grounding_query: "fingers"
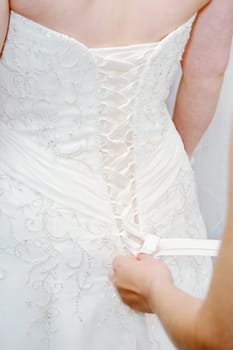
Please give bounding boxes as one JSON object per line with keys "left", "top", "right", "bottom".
{"left": 112, "top": 255, "right": 137, "bottom": 272}
{"left": 112, "top": 256, "right": 122, "bottom": 271}
{"left": 113, "top": 254, "right": 152, "bottom": 266}
{"left": 137, "top": 253, "right": 157, "bottom": 261}
{"left": 111, "top": 255, "right": 139, "bottom": 291}
{"left": 116, "top": 287, "right": 152, "bottom": 313}
{"left": 137, "top": 253, "right": 148, "bottom": 261}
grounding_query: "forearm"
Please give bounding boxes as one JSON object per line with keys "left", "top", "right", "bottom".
{"left": 195, "top": 210, "right": 233, "bottom": 349}
{"left": 149, "top": 281, "right": 205, "bottom": 350}
{"left": 149, "top": 127, "right": 233, "bottom": 350}
{"left": 173, "top": 71, "right": 224, "bottom": 156}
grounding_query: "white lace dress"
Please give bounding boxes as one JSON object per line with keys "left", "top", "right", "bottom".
{"left": 0, "top": 11, "right": 212, "bottom": 350}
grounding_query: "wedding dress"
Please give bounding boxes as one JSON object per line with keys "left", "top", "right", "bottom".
{"left": 0, "top": 11, "right": 216, "bottom": 350}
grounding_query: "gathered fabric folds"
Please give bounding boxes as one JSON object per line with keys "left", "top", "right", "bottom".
{"left": 0, "top": 11, "right": 214, "bottom": 350}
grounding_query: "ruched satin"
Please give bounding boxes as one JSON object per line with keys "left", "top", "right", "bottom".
{"left": 0, "top": 11, "right": 216, "bottom": 350}
{"left": 93, "top": 44, "right": 158, "bottom": 236}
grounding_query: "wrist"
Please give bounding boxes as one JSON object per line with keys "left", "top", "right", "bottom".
{"left": 149, "top": 280, "right": 205, "bottom": 349}
{"left": 147, "top": 277, "right": 175, "bottom": 316}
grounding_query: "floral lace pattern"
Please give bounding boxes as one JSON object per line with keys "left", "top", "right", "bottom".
{"left": 0, "top": 11, "right": 212, "bottom": 350}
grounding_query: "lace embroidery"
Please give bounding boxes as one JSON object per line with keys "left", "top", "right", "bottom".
{"left": 0, "top": 11, "right": 213, "bottom": 350}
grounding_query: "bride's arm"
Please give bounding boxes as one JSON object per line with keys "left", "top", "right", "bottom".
{"left": 173, "top": 0, "right": 233, "bottom": 156}
{"left": 0, "top": 0, "right": 10, "bottom": 56}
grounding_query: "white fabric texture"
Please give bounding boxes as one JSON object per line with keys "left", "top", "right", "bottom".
{"left": 0, "top": 11, "right": 213, "bottom": 350}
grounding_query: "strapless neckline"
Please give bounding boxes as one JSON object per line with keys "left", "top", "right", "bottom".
{"left": 10, "top": 10, "right": 196, "bottom": 53}
{"left": 0, "top": 10, "right": 214, "bottom": 350}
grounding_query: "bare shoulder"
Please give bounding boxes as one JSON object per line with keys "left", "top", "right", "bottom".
{"left": 0, "top": 0, "right": 9, "bottom": 55}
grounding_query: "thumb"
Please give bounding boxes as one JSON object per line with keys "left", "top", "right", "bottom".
{"left": 137, "top": 253, "right": 151, "bottom": 261}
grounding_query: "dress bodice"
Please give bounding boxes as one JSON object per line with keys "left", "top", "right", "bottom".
{"left": 0, "top": 12, "right": 215, "bottom": 350}
{"left": 0, "top": 11, "right": 196, "bottom": 241}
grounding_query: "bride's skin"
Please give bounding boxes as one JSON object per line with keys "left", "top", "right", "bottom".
{"left": 0, "top": 0, "right": 232, "bottom": 154}
{"left": 1, "top": 0, "right": 207, "bottom": 48}
{"left": 0, "top": 1, "right": 232, "bottom": 347}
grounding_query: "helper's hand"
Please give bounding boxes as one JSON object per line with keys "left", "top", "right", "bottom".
{"left": 109, "top": 254, "right": 173, "bottom": 314}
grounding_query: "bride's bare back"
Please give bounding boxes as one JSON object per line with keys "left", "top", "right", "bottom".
{"left": 2, "top": 0, "right": 208, "bottom": 49}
